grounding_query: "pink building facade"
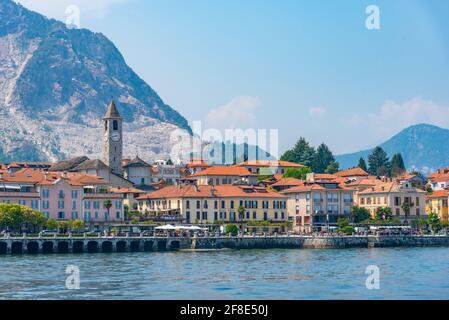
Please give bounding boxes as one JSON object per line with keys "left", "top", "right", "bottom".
{"left": 0, "top": 170, "right": 124, "bottom": 225}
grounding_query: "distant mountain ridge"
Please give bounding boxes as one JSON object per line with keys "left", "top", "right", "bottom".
{"left": 335, "top": 124, "right": 449, "bottom": 174}
{"left": 0, "top": 0, "right": 191, "bottom": 162}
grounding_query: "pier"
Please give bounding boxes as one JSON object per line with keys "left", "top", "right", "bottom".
{"left": 1, "top": 235, "right": 449, "bottom": 254}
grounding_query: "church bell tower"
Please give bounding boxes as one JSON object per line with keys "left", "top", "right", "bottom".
{"left": 103, "top": 100, "right": 123, "bottom": 175}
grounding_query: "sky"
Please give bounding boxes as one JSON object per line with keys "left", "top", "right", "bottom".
{"left": 16, "top": 0, "right": 449, "bottom": 155}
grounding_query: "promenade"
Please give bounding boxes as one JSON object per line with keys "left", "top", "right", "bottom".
{"left": 1, "top": 234, "right": 449, "bottom": 254}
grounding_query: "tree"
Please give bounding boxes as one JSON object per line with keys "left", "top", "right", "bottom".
{"left": 226, "top": 224, "right": 239, "bottom": 236}
{"left": 238, "top": 205, "right": 245, "bottom": 222}
{"left": 72, "top": 220, "right": 85, "bottom": 231}
{"left": 166, "top": 158, "right": 174, "bottom": 165}
{"left": 104, "top": 200, "right": 113, "bottom": 219}
{"left": 46, "top": 219, "right": 58, "bottom": 230}
{"left": 325, "top": 161, "right": 339, "bottom": 174}
{"left": 401, "top": 200, "right": 414, "bottom": 223}
{"left": 428, "top": 212, "right": 441, "bottom": 234}
{"left": 391, "top": 153, "right": 406, "bottom": 177}
{"left": 314, "top": 143, "right": 337, "bottom": 173}
{"left": 375, "top": 207, "right": 393, "bottom": 221}
{"left": 358, "top": 157, "right": 367, "bottom": 172}
{"left": 368, "top": 147, "right": 391, "bottom": 177}
{"left": 0, "top": 204, "right": 47, "bottom": 232}
{"left": 337, "top": 217, "right": 349, "bottom": 228}
{"left": 280, "top": 137, "right": 316, "bottom": 168}
{"left": 351, "top": 206, "right": 371, "bottom": 223}
{"left": 283, "top": 167, "right": 312, "bottom": 180}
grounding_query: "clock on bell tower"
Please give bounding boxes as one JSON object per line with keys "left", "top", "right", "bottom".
{"left": 103, "top": 99, "right": 123, "bottom": 175}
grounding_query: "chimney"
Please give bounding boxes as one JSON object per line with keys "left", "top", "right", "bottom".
{"left": 211, "top": 185, "right": 216, "bottom": 197}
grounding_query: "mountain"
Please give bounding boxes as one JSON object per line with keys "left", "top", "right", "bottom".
{"left": 335, "top": 124, "right": 449, "bottom": 174}
{"left": 0, "top": 0, "right": 191, "bottom": 162}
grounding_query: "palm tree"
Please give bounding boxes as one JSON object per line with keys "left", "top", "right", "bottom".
{"left": 104, "top": 200, "right": 113, "bottom": 220}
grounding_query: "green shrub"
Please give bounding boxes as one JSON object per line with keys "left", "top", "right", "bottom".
{"left": 338, "top": 225, "right": 355, "bottom": 235}
{"left": 226, "top": 224, "right": 239, "bottom": 236}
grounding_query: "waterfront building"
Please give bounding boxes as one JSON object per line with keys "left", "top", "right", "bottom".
{"left": 357, "top": 181, "right": 426, "bottom": 222}
{"left": 188, "top": 166, "right": 258, "bottom": 186}
{"left": 238, "top": 160, "right": 305, "bottom": 176}
{"left": 0, "top": 170, "right": 124, "bottom": 225}
{"left": 111, "top": 187, "right": 146, "bottom": 211}
{"left": 136, "top": 184, "right": 288, "bottom": 226}
{"left": 426, "top": 190, "right": 449, "bottom": 221}
{"left": 282, "top": 179, "right": 354, "bottom": 233}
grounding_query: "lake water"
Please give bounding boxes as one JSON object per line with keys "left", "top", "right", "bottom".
{"left": 1, "top": 247, "right": 449, "bottom": 300}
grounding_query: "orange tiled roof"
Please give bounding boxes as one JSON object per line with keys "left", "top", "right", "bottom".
{"left": 137, "top": 185, "right": 286, "bottom": 200}
{"left": 187, "top": 160, "right": 211, "bottom": 168}
{"left": 271, "top": 177, "right": 305, "bottom": 188}
{"left": 111, "top": 187, "right": 146, "bottom": 194}
{"left": 281, "top": 181, "right": 349, "bottom": 193}
{"left": 0, "top": 169, "right": 108, "bottom": 186}
{"left": 358, "top": 181, "right": 425, "bottom": 194}
{"left": 335, "top": 167, "right": 369, "bottom": 177}
{"left": 189, "top": 166, "right": 255, "bottom": 177}
{"left": 429, "top": 190, "right": 449, "bottom": 198}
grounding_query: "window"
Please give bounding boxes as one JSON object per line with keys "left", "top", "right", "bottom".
{"left": 186, "top": 212, "right": 190, "bottom": 223}
{"left": 116, "top": 212, "right": 121, "bottom": 219}
{"left": 58, "top": 212, "right": 65, "bottom": 220}
{"left": 19, "top": 200, "right": 26, "bottom": 205}
{"left": 204, "top": 201, "right": 208, "bottom": 209}
{"left": 274, "top": 212, "right": 278, "bottom": 219}
{"left": 246, "top": 212, "right": 250, "bottom": 219}
{"left": 214, "top": 201, "right": 218, "bottom": 209}
{"left": 42, "top": 200, "right": 50, "bottom": 209}
{"left": 202, "top": 212, "right": 208, "bottom": 220}
{"left": 58, "top": 201, "right": 65, "bottom": 209}
{"left": 264, "top": 212, "right": 268, "bottom": 221}
{"left": 105, "top": 212, "right": 109, "bottom": 221}
{"left": 31, "top": 200, "right": 38, "bottom": 209}
{"left": 221, "top": 201, "right": 225, "bottom": 209}
{"left": 416, "top": 197, "right": 420, "bottom": 206}
{"left": 42, "top": 189, "right": 50, "bottom": 198}
{"left": 71, "top": 212, "right": 78, "bottom": 219}
{"left": 71, "top": 190, "right": 78, "bottom": 199}
{"left": 95, "top": 212, "right": 99, "bottom": 220}
{"left": 230, "top": 201, "right": 234, "bottom": 209}
{"left": 113, "top": 120, "right": 118, "bottom": 130}
{"left": 196, "top": 212, "right": 200, "bottom": 220}
{"left": 214, "top": 212, "right": 218, "bottom": 221}
{"left": 84, "top": 201, "right": 90, "bottom": 209}
{"left": 186, "top": 201, "right": 190, "bottom": 209}
{"left": 196, "top": 201, "right": 200, "bottom": 209}
{"left": 253, "top": 212, "right": 257, "bottom": 219}
{"left": 93, "top": 201, "right": 100, "bottom": 209}
{"left": 84, "top": 212, "right": 91, "bottom": 222}
{"left": 394, "top": 197, "right": 401, "bottom": 206}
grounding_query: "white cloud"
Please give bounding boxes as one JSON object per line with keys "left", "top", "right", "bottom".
{"left": 345, "top": 97, "right": 449, "bottom": 139}
{"left": 309, "top": 107, "right": 326, "bottom": 118}
{"left": 16, "top": 0, "right": 127, "bottom": 21}
{"left": 205, "top": 96, "right": 260, "bottom": 131}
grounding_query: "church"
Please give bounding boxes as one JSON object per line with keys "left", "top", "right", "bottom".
{"left": 49, "top": 100, "right": 133, "bottom": 189}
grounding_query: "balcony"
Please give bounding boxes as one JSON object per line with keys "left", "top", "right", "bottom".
{"left": 0, "top": 192, "right": 40, "bottom": 198}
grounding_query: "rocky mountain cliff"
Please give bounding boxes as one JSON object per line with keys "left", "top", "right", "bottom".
{"left": 335, "top": 124, "right": 449, "bottom": 174}
{"left": 0, "top": 0, "right": 191, "bottom": 162}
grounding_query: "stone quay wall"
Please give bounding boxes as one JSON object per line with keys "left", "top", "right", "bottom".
{"left": 1, "top": 235, "right": 449, "bottom": 254}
